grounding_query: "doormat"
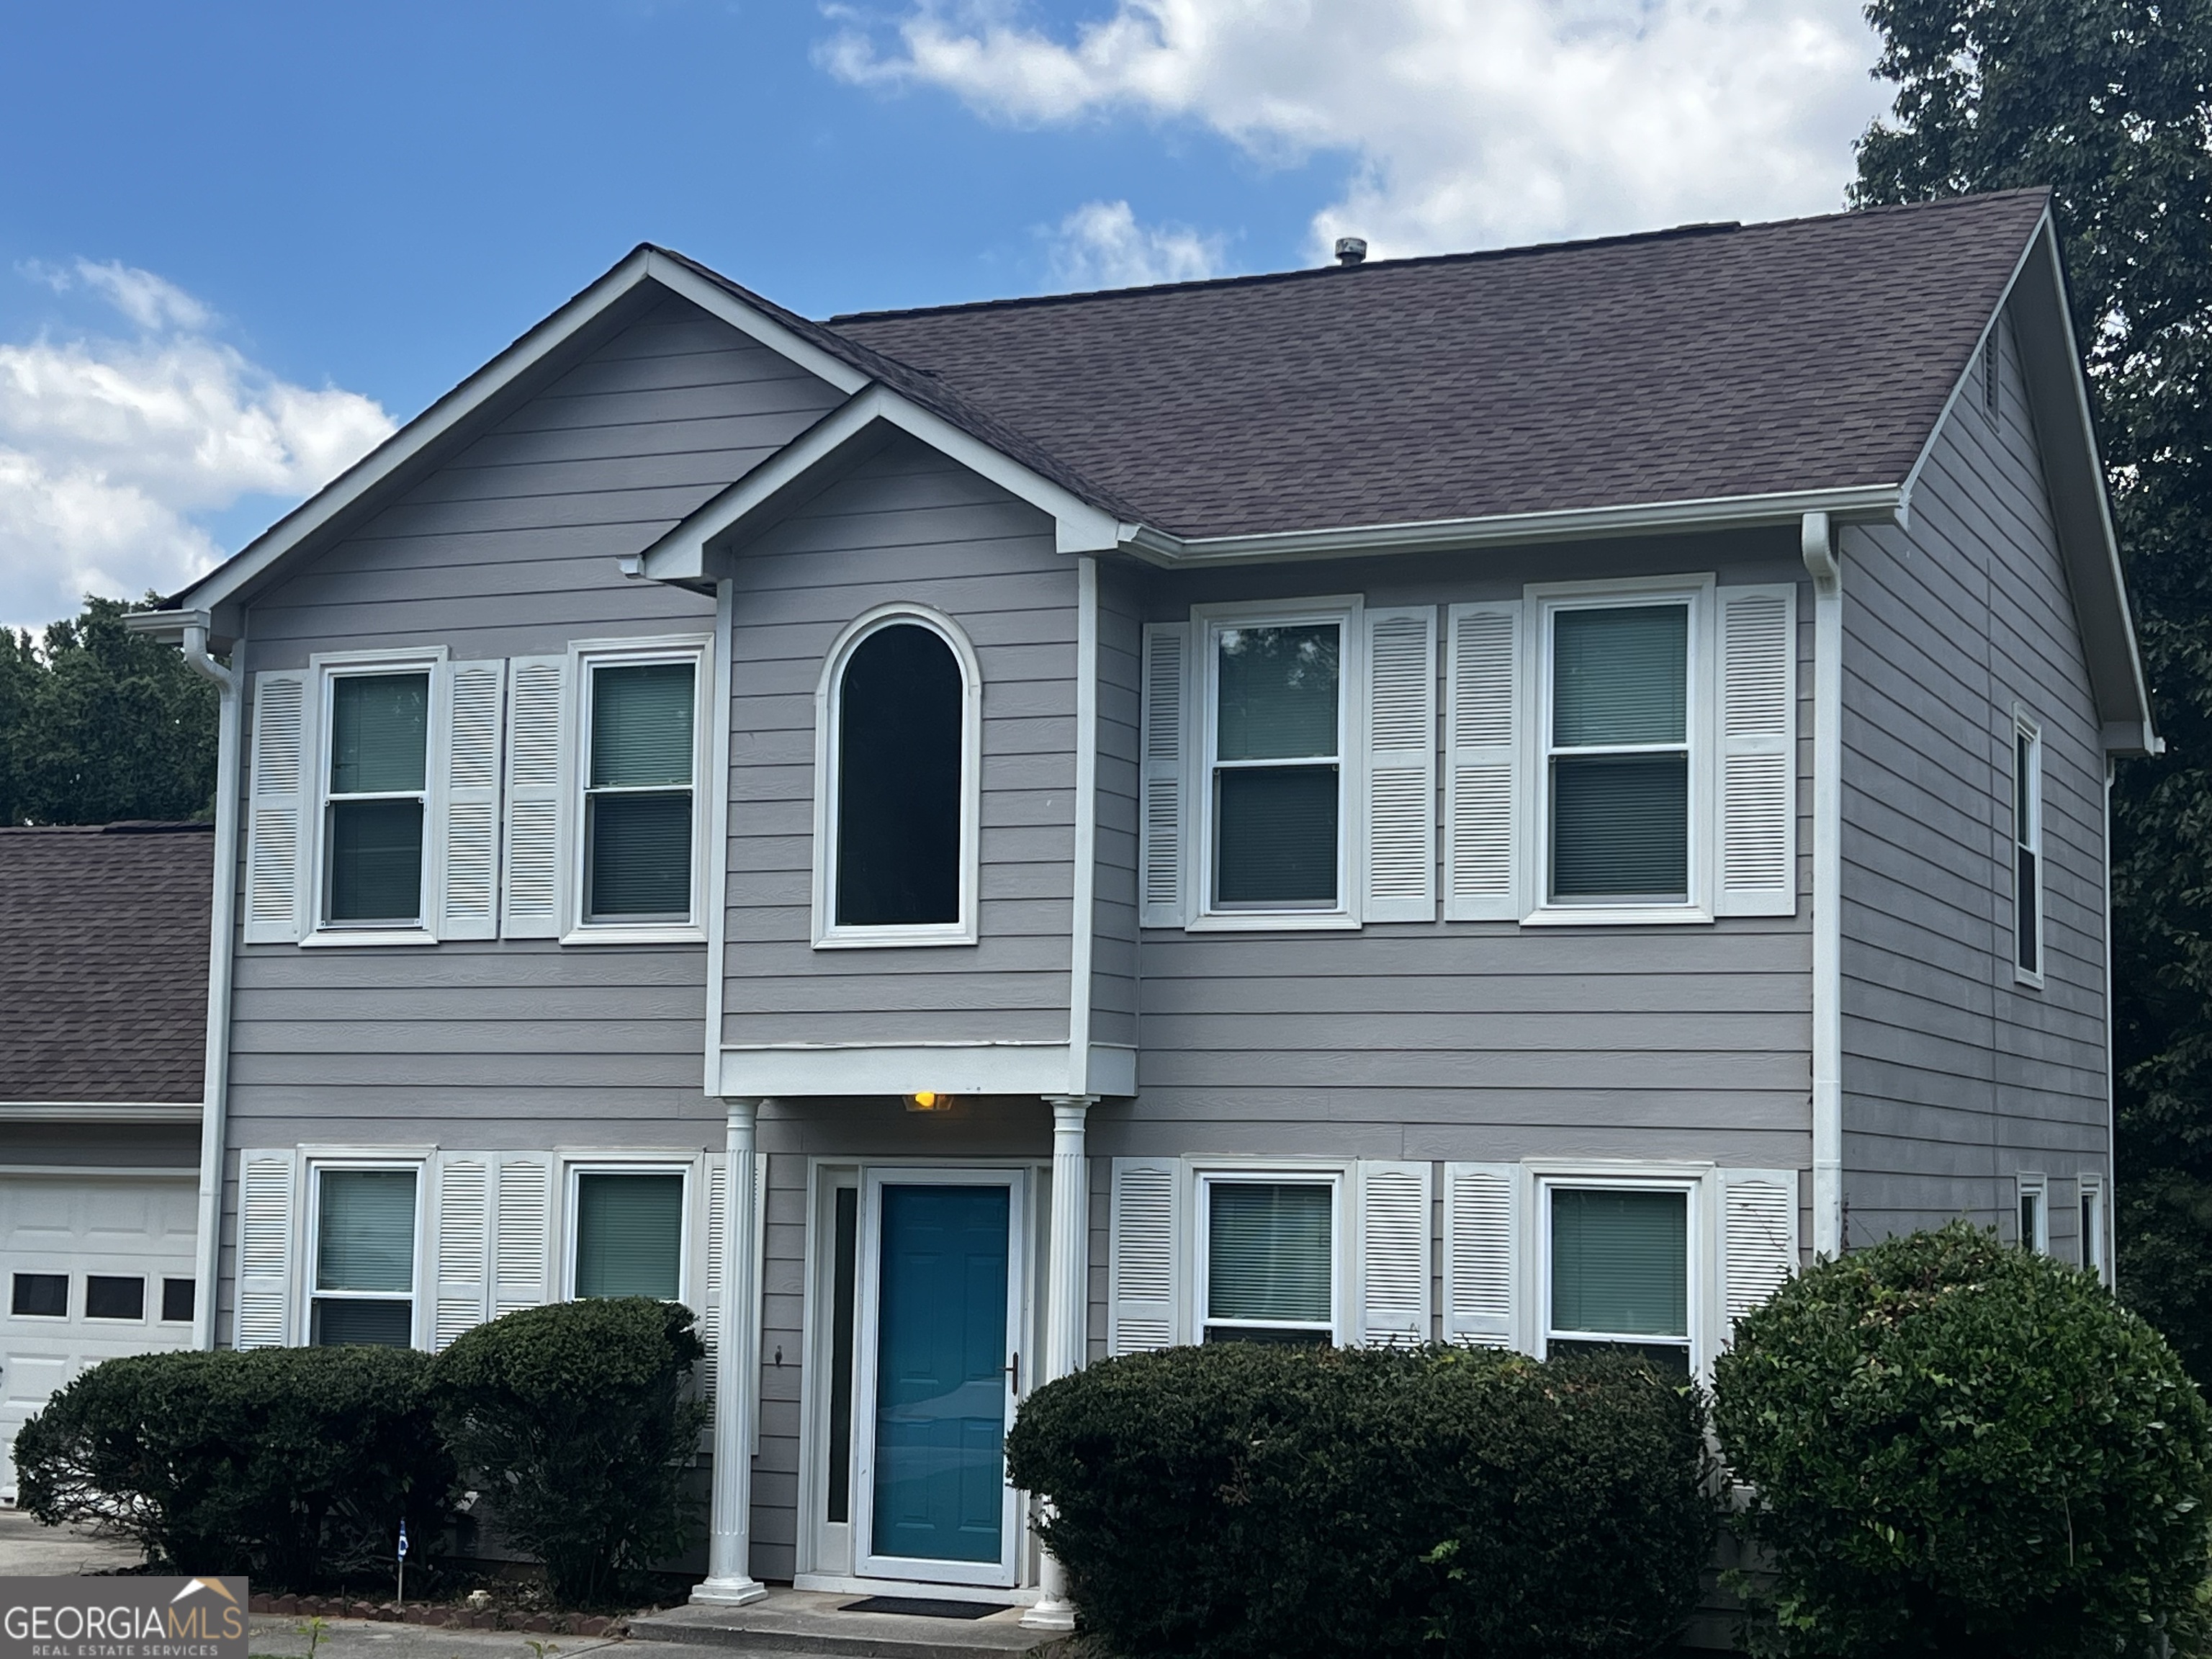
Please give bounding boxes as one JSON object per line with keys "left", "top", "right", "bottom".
{"left": 842, "top": 1596, "right": 1006, "bottom": 1620}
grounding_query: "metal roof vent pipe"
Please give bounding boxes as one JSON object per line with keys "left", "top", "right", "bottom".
{"left": 1334, "top": 236, "right": 1367, "bottom": 267}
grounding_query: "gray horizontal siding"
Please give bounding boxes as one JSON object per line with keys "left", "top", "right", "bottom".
{"left": 721, "top": 436, "right": 1075, "bottom": 1048}
{"left": 1838, "top": 311, "right": 2109, "bottom": 1253}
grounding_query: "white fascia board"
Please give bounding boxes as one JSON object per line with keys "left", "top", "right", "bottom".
{"left": 1125, "top": 482, "right": 1905, "bottom": 567}
{"left": 165, "top": 250, "right": 871, "bottom": 625}
{"left": 640, "top": 384, "right": 1126, "bottom": 583}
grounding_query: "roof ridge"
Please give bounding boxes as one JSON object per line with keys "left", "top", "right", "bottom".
{"left": 825, "top": 187, "right": 2054, "bottom": 325}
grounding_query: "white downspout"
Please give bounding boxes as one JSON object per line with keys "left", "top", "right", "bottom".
{"left": 179, "top": 621, "right": 239, "bottom": 1349}
{"left": 1802, "top": 513, "right": 1845, "bottom": 1257}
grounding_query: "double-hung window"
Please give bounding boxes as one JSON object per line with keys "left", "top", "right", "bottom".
{"left": 2018, "top": 1174, "right": 2049, "bottom": 1253}
{"left": 583, "top": 659, "right": 697, "bottom": 925}
{"left": 570, "top": 1168, "right": 687, "bottom": 1300}
{"left": 1198, "top": 1176, "right": 1339, "bottom": 1345}
{"left": 1202, "top": 608, "right": 1350, "bottom": 919}
{"left": 312, "top": 1166, "right": 419, "bottom": 1347}
{"left": 323, "top": 670, "right": 431, "bottom": 930}
{"left": 2080, "top": 1178, "right": 2107, "bottom": 1280}
{"left": 1544, "top": 598, "right": 1694, "bottom": 910}
{"left": 1544, "top": 1183, "right": 1692, "bottom": 1374}
{"left": 2013, "top": 713, "right": 2043, "bottom": 982}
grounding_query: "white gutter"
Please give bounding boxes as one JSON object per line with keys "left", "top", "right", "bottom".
{"left": 1066, "top": 557, "right": 1100, "bottom": 1094}
{"left": 179, "top": 617, "right": 240, "bottom": 1349}
{"left": 2103, "top": 757, "right": 2118, "bottom": 1271}
{"left": 1801, "top": 512, "right": 1845, "bottom": 1256}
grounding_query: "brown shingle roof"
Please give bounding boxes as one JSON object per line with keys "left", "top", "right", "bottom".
{"left": 0, "top": 824, "right": 211, "bottom": 1103}
{"left": 829, "top": 190, "right": 2051, "bottom": 539}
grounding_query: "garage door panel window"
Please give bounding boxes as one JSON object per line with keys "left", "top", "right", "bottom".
{"left": 85, "top": 1276, "right": 145, "bottom": 1321}
{"left": 313, "top": 1167, "right": 418, "bottom": 1348}
{"left": 161, "top": 1277, "right": 195, "bottom": 1324}
{"left": 11, "top": 1273, "right": 66, "bottom": 1318}
{"left": 1547, "top": 1186, "right": 1691, "bottom": 1375}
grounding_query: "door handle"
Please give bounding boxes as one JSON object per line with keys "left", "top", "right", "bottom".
{"left": 1005, "top": 1352, "right": 1020, "bottom": 1393}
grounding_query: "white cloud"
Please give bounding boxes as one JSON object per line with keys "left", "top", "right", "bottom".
{"left": 1047, "top": 199, "right": 1228, "bottom": 289}
{"left": 822, "top": 0, "right": 1890, "bottom": 261}
{"left": 0, "top": 263, "right": 394, "bottom": 632}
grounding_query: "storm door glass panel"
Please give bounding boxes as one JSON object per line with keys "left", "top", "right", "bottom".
{"left": 587, "top": 662, "right": 696, "bottom": 921}
{"left": 1549, "top": 1188, "right": 1688, "bottom": 1372}
{"left": 836, "top": 625, "right": 963, "bottom": 928}
{"left": 325, "top": 673, "right": 428, "bottom": 924}
{"left": 313, "top": 1169, "right": 416, "bottom": 1348}
{"left": 871, "top": 1184, "right": 1010, "bottom": 1565}
{"left": 826, "top": 1184, "right": 859, "bottom": 1526}
{"left": 574, "top": 1172, "right": 683, "bottom": 1299}
{"left": 1212, "top": 623, "right": 1341, "bottom": 909}
{"left": 1549, "top": 606, "right": 1689, "bottom": 902}
{"left": 1205, "top": 1181, "right": 1333, "bottom": 1344}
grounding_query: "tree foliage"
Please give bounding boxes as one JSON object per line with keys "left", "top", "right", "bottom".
{"left": 1853, "top": 0, "right": 2212, "bottom": 1377}
{"left": 0, "top": 593, "right": 218, "bottom": 826}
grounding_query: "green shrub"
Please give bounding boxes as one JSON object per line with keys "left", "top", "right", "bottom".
{"left": 431, "top": 1297, "right": 708, "bottom": 1607}
{"left": 1712, "top": 1221, "right": 2212, "bottom": 1657}
{"left": 1005, "top": 1341, "right": 1717, "bottom": 1659}
{"left": 12, "top": 1345, "right": 453, "bottom": 1587}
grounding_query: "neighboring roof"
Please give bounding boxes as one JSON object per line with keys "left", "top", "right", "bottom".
{"left": 832, "top": 191, "right": 2053, "bottom": 540}
{"left": 0, "top": 824, "right": 212, "bottom": 1104}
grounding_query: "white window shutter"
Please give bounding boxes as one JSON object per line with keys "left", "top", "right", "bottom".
{"left": 1442, "top": 1162, "right": 1516, "bottom": 1347}
{"left": 431, "top": 1155, "right": 492, "bottom": 1350}
{"left": 439, "top": 661, "right": 505, "bottom": 940}
{"left": 492, "top": 1154, "right": 554, "bottom": 1314}
{"left": 1356, "top": 1160, "right": 1432, "bottom": 1346}
{"left": 1719, "top": 1168, "right": 1799, "bottom": 1337}
{"left": 1138, "top": 624, "right": 1190, "bottom": 929}
{"left": 1362, "top": 608, "right": 1438, "bottom": 922}
{"left": 701, "top": 1153, "right": 727, "bottom": 1401}
{"left": 1714, "top": 585, "right": 1798, "bottom": 917}
{"left": 243, "top": 673, "right": 309, "bottom": 944}
{"left": 501, "top": 656, "right": 568, "bottom": 938}
{"left": 234, "top": 1149, "right": 298, "bottom": 1349}
{"left": 1107, "top": 1157, "right": 1184, "bottom": 1354}
{"left": 1444, "top": 605, "right": 1522, "bottom": 921}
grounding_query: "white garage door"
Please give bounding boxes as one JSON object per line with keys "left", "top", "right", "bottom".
{"left": 2, "top": 1174, "right": 197, "bottom": 1502}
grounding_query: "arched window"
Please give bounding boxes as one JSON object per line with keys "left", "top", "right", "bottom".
{"left": 817, "top": 609, "right": 979, "bottom": 945}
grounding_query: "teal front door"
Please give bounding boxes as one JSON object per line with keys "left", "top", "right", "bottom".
{"left": 859, "top": 1177, "right": 1017, "bottom": 1583}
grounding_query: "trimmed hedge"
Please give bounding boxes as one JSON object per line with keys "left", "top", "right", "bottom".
{"left": 432, "top": 1296, "right": 708, "bottom": 1607}
{"left": 1713, "top": 1221, "right": 2212, "bottom": 1657}
{"left": 12, "top": 1344, "right": 453, "bottom": 1586}
{"left": 1005, "top": 1341, "right": 1717, "bottom": 1659}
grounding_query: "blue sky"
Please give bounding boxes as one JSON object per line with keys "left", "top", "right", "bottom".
{"left": 0, "top": 0, "right": 1889, "bottom": 629}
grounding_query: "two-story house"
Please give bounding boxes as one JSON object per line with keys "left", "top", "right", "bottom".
{"left": 131, "top": 187, "right": 2146, "bottom": 1622}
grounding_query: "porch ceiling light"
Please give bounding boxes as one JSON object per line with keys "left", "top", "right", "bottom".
{"left": 904, "top": 1090, "right": 956, "bottom": 1113}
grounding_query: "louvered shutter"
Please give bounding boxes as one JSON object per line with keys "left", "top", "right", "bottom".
{"left": 1362, "top": 608, "right": 1438, "bottom": 922}
{"left": 1357, "top": 1160, "right": 1432, "bottom": 1346}
{"left": 501, "top": 656, "right": 568, "bottom": 938}
{"left": 439, "top": 662, "right": 505, "bottom": 939}
{"left": 1444, "top": 604, "right": 1522, "bottom": 921}
{"left": 491, "top": 1155, "right": 554, "bottom": 1313}
{"left": 1107, "top": 1157, "right": 1184, "bottom": 1354}
{"left": 234, "top": 1149, "right": 299, "bottom": 1348}
{"left": 1442, "top": 1162, "right": 1516, "bottom": 1346}
{"left": 1714, "top": 585, "right": 1798, "bottom": 917}
{"left": 1138, "top": 624, "right": 1190, "bottom": 929}
{"left": 243, "top": 673, "right": 310, "bottom": 943}
{"left": 700, "top": 1154, "right": 727, "bottom": 1401}
{"left": 1719, "top": 1168, "right": 1799, "bottom": 1338}
{"left": 431, "top": 1154, "right": 492, "bottom": 1349}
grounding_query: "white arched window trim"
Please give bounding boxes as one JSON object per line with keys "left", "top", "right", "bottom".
{"left": 811, "top": 602, "right": 984, "bottom": 950}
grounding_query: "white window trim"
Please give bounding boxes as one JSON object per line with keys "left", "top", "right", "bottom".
{"left": 1534, "top": 1167, "right": 1705, "bottom": 1374}
{"left": 1191, "top": 1160, "right": 1352, "bottom": 1344}
{"left": 2013, "top": 706, "right": 2046, "bottom": 988}
{"left": 562, "top": 634, "right": 713, "bottom": 946}
{"left": 304, "top": 1155, "right": 428, "bottom": 1349}
{"left": 811, "top": 603, "right": 984, "bottom": 950}
{"left": 1188, "top": 595, "right": 1365, "bottom": 932}
{"left": 1522, "top": 575, "right": 1715, "bottom": 927}
{"left": 2017, "top": 1172, "right": 2050, "bottom": 1253}
{"left": 2079, "top": 1174, "right": 2108, "bottom": 1282}
{"left": 559, "top": 1156, "right": 697, "bottom": 1304}
{"left": 302, "top": 647, "right": 449, "bottom": 948}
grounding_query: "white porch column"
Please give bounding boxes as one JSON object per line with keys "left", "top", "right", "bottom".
{"left": 1022, "top": 1094, "right": 1096, "bottom": 1632}
{"left": 694, "top": 1096, "right": 768, "bottom": 1606}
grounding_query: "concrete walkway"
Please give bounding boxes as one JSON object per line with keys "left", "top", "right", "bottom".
{"left": 249, "top": 1616, "right": 625, "bottom": 1659}
{"left": 0, "top": 1506, "right": 144, "bottom": 1575}
{"left": 631, "top": 1589, "right": 1052, "bottom": 1659}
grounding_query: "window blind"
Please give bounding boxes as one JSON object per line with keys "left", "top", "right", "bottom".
{"left": 575, "top": 1172, "right": 683, "bottom": 1299}
{"left": 585, "top": 662, "right": 696, "bottom": 922}
{"left": 589, "top": 793, "right": 693, "bottom": 917}
{"left": 331, "top": 674, "right": 428, "bottom": 793}
{"left": 1550, "top": 1188, "right": 1686, "bottom": 1338}
{"left": 1552, "top": 755, "right": 1688, "bottom": 897}
{"left": 1218, "top": 625, "right": 1339, "bottom": 759}
{"left": 590, "top": 663, "right": 694, "bottom": 788}
{"left": 1215, "top": 766, "right": 1339, "bottom": 905}
{"left": 1208, "top": 1182, "right": 1332, "bottom": 1324}
{"left": 328, "top": 799, "right": 427, "bottom": 921}
{"left": 1552, "top": 607, "right": 1685, "bottom": 747}
{"left": 316, "top": 1169, "right": 417, "bottom": 1294}
{"left": 326, "top": 672, "right": 429, "bottom": 925}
